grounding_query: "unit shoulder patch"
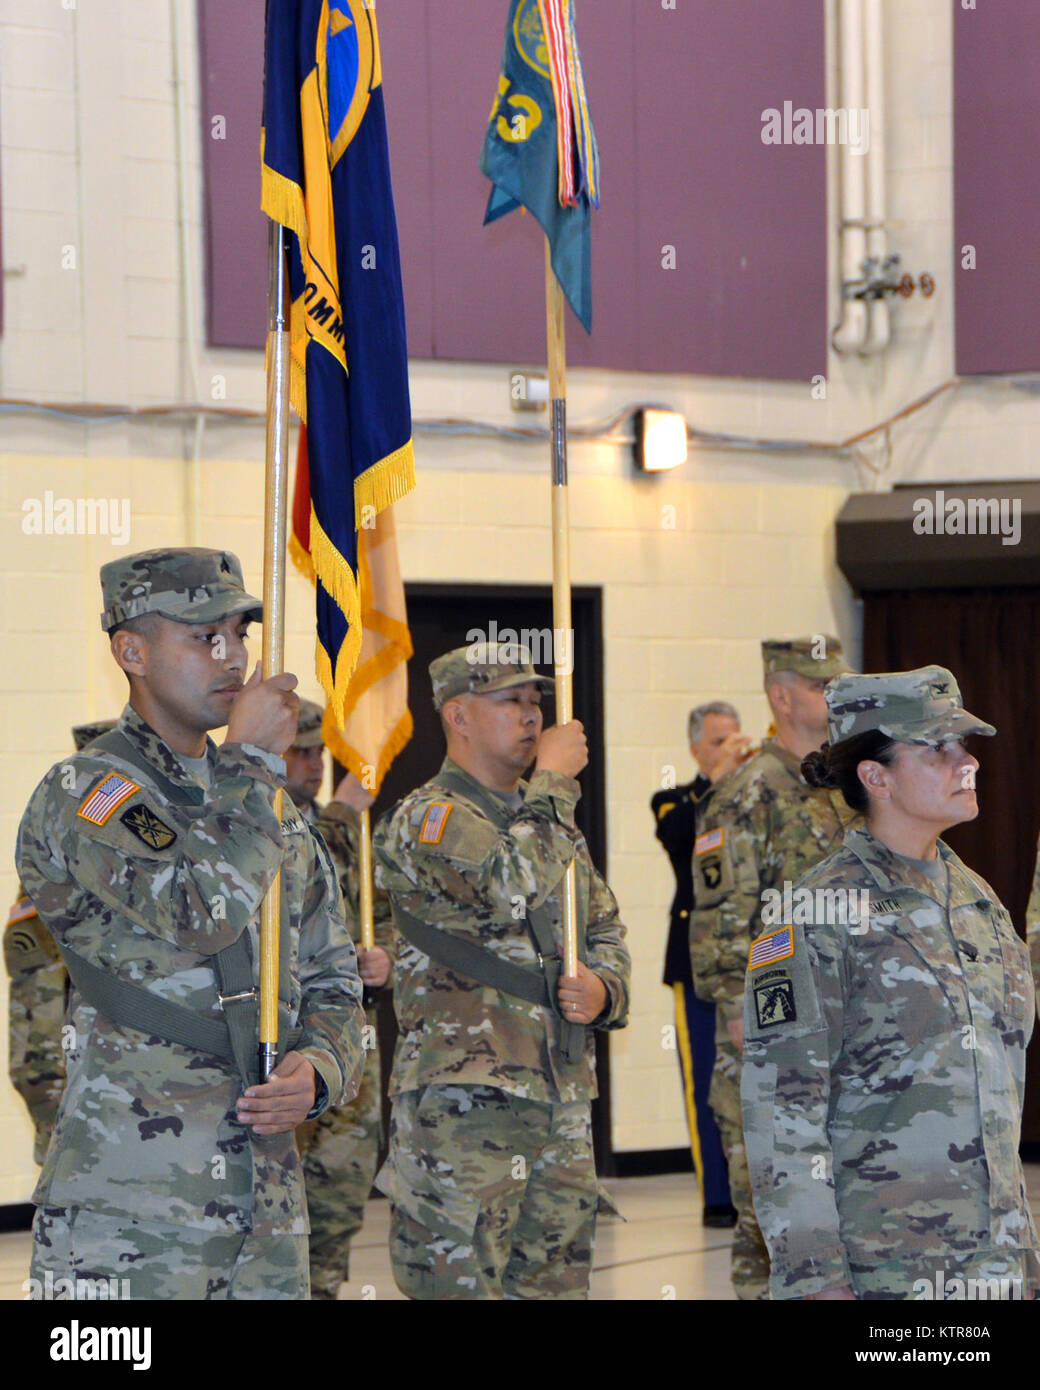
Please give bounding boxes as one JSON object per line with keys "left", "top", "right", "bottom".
{"left": 7, "top": 895, "right": 37, "bottom": 927}
{"left": 120, "top": 804, "right": 177, "bottom": 851}
{"left": 748, "top": 925, "right": 795, "bottom": 970}
{"left": 77, "top": 772, "right": 140, "bottom": 826}
{"left": 655, "top": 800, "right": 676, "bottom": 820}
{"left": 753, "top": 975, "right": 796, "bottom": 1028}
{"left": 419, "top": 802, "right": 453, "bottom": 845}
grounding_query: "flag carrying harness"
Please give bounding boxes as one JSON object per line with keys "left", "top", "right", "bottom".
{"left": 389, "top": 766, "right": 588, "bottom": 1064}
{"left": 53, "top": 728, "right": 302, "bottom": 1090}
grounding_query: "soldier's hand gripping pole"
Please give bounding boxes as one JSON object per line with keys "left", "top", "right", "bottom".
{"left": 259, "top": 220, "right": 291, "bottom": 1081}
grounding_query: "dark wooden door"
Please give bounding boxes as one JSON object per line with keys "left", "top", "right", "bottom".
{"left": 345, "top": 584, "right": 616, "bottom": 1174}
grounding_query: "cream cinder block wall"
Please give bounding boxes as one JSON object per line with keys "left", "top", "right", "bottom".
{"left": 1, "top": 0, "right": 1038, "bottom": 1195}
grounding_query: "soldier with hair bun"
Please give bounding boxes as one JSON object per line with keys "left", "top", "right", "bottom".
{"left": 743, "top": 666, "right": 1039, "bottom": 1300}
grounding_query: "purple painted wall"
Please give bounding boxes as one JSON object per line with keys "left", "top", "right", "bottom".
{"left": 197, "top": 0, "right": 826, "bottom": 379}
{"left": 197, "top": 0, "right": 267, "bottom": 349}
{"left": 954, "top": 5, "right": 1040, "bottom": 375}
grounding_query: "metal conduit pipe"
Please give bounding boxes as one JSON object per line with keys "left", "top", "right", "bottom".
{"left": 861, "top": 0, "right": 890, "bottom": 354}
{"left": 832, "top": 0, "right": 868, "bottom": 354}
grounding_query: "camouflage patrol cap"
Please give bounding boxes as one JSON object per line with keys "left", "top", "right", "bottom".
{"left": 99, "top": 548, "right": 263, "bottom": 633}
{"left": 71, "top": 719, "right": 116, "bottom": 752}
{"left": 762, "top": 635, "right": 848, "bottom": 680}
{"left": 826, "top": 666, "right": 995, "bottom": 746}
{"left": 431, "top": 642, "right": 553, "bottom": 710}
{"left": 291, "top": 698, "right": 325, "bottom": 748}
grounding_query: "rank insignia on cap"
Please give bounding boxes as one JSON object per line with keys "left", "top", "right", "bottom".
{"left": 695, "top": 828, "right": 724, "bottom": 855}
{"left": 119, "top": 804, "right": 177, "bottom": 850}
{"left": 754, "top": 977, "right": 796, "bottom": 1027}
{"left": 419, "top": 803, "right": 453, "bottom": 844}
{"left": 748, "top": 926, "right": 795, "bottom": 970}
{"left": 77, "top": 773, "right": 140, "bottom": 826}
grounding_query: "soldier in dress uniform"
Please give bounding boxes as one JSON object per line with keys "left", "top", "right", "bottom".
{"left": 688, "top": 635, "right": 857, "bottom": 1299}
{"left": 373, "top": 641, "right": 631, "bottom": 1299}
{"left": 16, "top": 548, "right": 364, "bottom": 1300}
{"left": 650, "top": 701, "right": 748, "bottom": 1227}
{"left": 743, "top": 667, "right": 1039, "bottom": 1300}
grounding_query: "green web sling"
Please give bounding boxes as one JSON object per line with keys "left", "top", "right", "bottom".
{"left": 53, "top": 727, "right": 301, "bottom": 1089}
{"left": 389, "top": 766, "right": 587, "bottom": 1064}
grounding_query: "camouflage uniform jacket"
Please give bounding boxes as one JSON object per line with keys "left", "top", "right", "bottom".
{"left": 373, "top": 757, "right": 630, "bottom": 1104}
{"left": 4, "top": 886, "right": 68, "bottom": 1164}
{"left": 314, "top": 801, "right": 395, "bottom": 960}
{"left": 688, "top": 739, "right": 858, "bottom": 1024}
{"left": 1023, "top": 832, "right": 1040, "bottom": 1008}
{"left": 15, "top": 705, "right": 364, "bottom": 1236}
{"left": 742, "top": 826, "right": 1040, "bottom": 1299}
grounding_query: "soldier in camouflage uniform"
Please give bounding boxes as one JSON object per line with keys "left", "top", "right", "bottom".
{"left": 743, "top": 667, "right": 1039, "bottom": 1299}
{"left": 373, "top": 642, "right": 630, "bottom": 1300}
{"left": 16, "top": 548, "right": 364, "bottom": 1300}
{"left": 5, "top": 722, "right": 115, "bottom": 1165}
{"left": 286, "top": 699, "right": 394, "bottom": 1299}
{"left": 1023, "top": 836, "right": 1040, "bottom": 1005}
{"left": 688, "top": 635, "right": 856, "bottom": 1299}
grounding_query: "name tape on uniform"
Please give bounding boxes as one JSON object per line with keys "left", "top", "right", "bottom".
{"left": 748, "top": 925, "right": 795, "bottom": 970}
{"left": 77, "top": 773, "right": 140, "bottom": 826}
{"left": 419, "top": 802, "right": 453, "bottom": 844}
{"left": 695, "top": 828, "right": 725, "bottom": 856}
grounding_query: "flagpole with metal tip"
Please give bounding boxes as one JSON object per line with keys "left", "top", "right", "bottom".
{"left": 545, "top": 239, "right": 580, "bottom": 980}
{"left": 259, "top": 219, "right": 291, "bottom": 1082}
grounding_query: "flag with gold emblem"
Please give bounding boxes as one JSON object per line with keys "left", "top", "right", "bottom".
{"left": 480, "top": 0, "right": 599, "bottom": 331}
{"left": 262, "top": 0, "right": 415, "bottom": 717}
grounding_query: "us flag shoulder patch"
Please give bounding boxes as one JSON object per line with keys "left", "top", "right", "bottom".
{"left": 419, "top": 802, "right": 453, "bottom": 845}
{"left": 695, "top": 828, "right": 724, "bottom": 856}
{"left": 748, "top": 926, "right": 795, "bottom": 970}
{"left": 7, "top": 895, "right": 36, "bottom": 927}
{"left": 77, "top": 772, "right": 140, "bottom": 826}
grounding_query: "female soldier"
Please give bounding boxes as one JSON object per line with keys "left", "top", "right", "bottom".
{"left": 741, "top": 666, "right": 1038, "bottom": 1300}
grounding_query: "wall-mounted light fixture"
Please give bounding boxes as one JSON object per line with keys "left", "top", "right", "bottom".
{"left": 633, "top": 408, "right": 688, "bottom": 473}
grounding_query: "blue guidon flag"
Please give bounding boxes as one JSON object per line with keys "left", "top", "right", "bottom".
{"left": 262, "top": 0, "right": 415, "bottom": 718}
{"left": 480, "top": 0, "right": 600, "bottom": 333}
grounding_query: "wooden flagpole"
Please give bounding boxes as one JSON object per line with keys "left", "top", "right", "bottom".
{"left": 545, "top": 239, "right": 579, "bottom": 979}
{"left": 358, "top": 808, "right": 375, "bottom": 951}
{"left": 258, "top": 220, "right": 291, "bottom": 1081}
